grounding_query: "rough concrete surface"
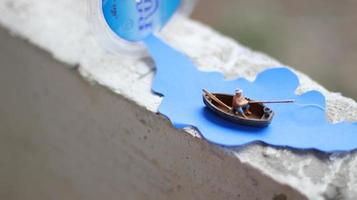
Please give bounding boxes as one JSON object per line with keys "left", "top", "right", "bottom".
{"left": 0, "top": 26, "right": 305, "bottom": 200}
{"left": 0, "top": 0, "right": 356, "bottom": 199}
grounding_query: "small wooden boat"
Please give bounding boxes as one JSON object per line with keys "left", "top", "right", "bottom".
{"left": 202, "top": 90, "right": 275, "bottom": 127}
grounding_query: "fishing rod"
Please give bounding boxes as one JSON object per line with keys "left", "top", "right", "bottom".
{"left": 249, "top": 100, "right": 295, "bottom": 104}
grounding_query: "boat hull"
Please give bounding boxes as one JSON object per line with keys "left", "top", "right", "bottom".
{"left": 203, "top": 93, "right": 274, "bottom": 127}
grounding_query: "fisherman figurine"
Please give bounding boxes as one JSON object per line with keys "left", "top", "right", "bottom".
{"left": 232, "top": 89, "right": 252, "bottom": 118}
{"left": 202, "top": 88, "right": 294, "bottom": 127}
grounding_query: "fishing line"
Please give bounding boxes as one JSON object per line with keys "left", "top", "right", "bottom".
{"left": 293, "top": 103, "right": 325, "bottom": 111}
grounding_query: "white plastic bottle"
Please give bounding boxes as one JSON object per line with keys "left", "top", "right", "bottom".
{"left": 88, "top": 0, "right": 196, "bottom": 57}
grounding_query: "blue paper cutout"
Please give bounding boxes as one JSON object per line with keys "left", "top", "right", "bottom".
{"left": 144, "top": 35, "right": 357, "bottom": 152}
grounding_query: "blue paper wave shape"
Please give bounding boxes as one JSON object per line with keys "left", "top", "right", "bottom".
{"left": 144, "top": 36, "right": 357, "bottom": 152}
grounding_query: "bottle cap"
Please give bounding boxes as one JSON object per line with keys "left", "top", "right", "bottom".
{"left": 89, "top": 0, "right": 196, "bottom": 57}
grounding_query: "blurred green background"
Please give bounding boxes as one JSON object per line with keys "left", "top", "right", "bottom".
{"left": 192, "top": 0, "right": 357, "bottom": 100}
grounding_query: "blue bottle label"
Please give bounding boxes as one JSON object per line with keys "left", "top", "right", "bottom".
{"left": 102, "top": 0, "right": 181, "bottom": 42}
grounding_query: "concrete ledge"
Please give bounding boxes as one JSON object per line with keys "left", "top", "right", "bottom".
{"left": 0, "top": 27, "right": 305, "bottom": 200}
{"left": 0, "top": 0, "right": 357, "bottom": 199}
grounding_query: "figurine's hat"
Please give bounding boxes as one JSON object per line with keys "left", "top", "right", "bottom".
{"left": 235, "top": 89, "right": 243, "bottom": 94}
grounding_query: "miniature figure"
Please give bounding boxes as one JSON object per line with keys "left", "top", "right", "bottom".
{"left": 232, "top": 89, "right": 251, "bottom": 118}
{"left": 202, "top": 89, "right": 294, "bottom": 127}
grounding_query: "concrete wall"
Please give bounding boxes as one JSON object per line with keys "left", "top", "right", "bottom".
{"left": 1, "top": 0, "right": 357, "bottom": 199}
{"left": 0, "top": 27, "right": 305, "bottom": 200}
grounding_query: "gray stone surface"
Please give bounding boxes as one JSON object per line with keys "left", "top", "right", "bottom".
{"left": 0, "top": 26, "right": 305, "bottom": 200}
{"left": 0, "top": 0, "right": 356, "bottom": 199}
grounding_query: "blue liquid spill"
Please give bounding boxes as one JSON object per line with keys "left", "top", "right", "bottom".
{"left": 144, "top": 35, "right": 357, "bottom": 152}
